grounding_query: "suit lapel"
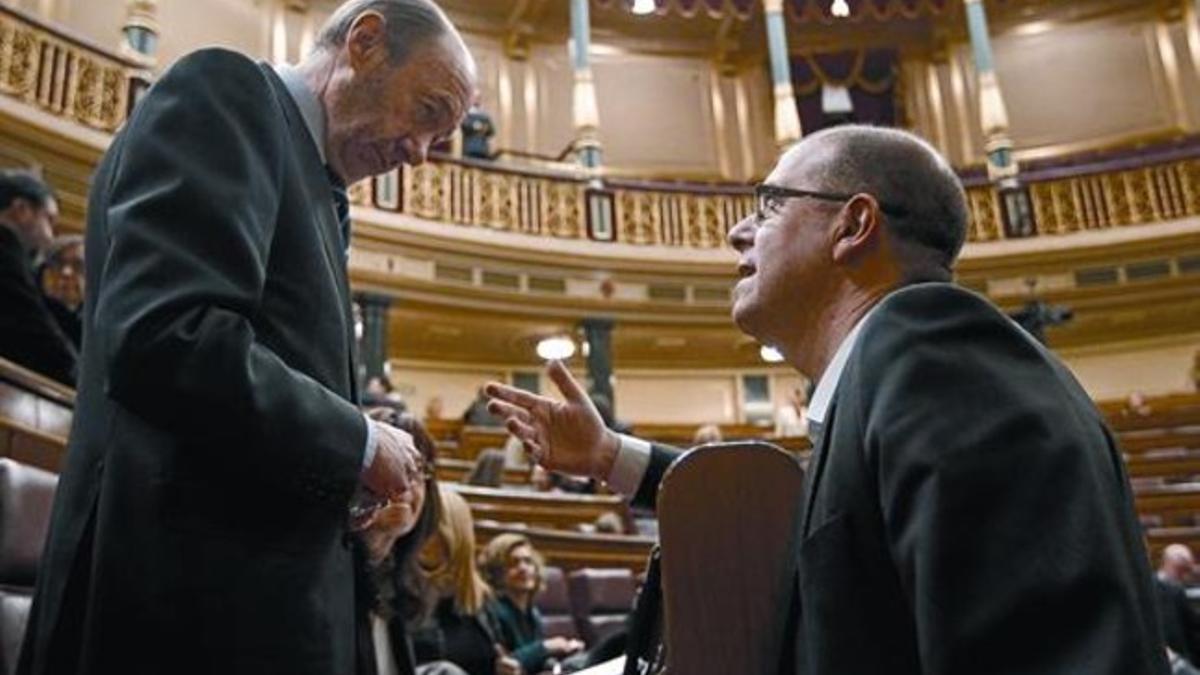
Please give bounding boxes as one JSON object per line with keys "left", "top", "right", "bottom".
{"left": 259, "top": 65, "right": 360, "bottom": 402}
{"left": 799, "top": 402, "right": 836, "bottom": 538}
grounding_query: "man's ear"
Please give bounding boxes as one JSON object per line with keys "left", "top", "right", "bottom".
{"left": 830, "top": 194, "right": 880, "bottom": 265}
{"left": 346, "top": 11, "right": 389, "bottom": 72}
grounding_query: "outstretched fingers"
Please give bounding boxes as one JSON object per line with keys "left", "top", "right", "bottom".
{"left": 484, "top": 381, "right": 547, "bottom": 411}
{"left": 546, "top": 359, "right": 590, "bottom": 404}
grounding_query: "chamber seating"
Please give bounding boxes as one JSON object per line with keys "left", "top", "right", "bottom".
{"left": 567, "top": 568, "right": 636, "bottom": 646}
{"left": 536, "top": 566, "right": 580, "bottom": 641}
{"left": 0, "top": 459, "right": 57, "bottom": 675}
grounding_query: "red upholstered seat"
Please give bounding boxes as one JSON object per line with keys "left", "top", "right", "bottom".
{"left": 535, "top": 566, "right": 580, "bottom": 640}
{"left": 567, "top": 567, "right": 636, "bottom": 646}
{"left": 0, "top": 459, "right": 58, "bottom": 675}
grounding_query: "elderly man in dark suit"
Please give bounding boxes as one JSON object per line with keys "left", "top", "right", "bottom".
{"left": 18, "top": 1, "right": 475, "bottom": 674}
{"left": 486, "top": 125, "right": 1168, "bottom": 674}
{"left": 0, "top": 170, "right": 77, "bottom": 386}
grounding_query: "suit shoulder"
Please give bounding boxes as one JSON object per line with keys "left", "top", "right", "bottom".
{"left": 160, "top": 48, "right": 264, "bottom": 84}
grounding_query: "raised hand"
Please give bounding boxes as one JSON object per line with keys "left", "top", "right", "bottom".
{"left": 485, "top": 360, "right": 619, "bottom": 481}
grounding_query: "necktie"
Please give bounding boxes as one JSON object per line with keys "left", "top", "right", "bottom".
{"left": 325, "top": 165, "right": 351, "bottom": 255}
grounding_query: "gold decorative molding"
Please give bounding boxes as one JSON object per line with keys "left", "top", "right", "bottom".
{"left": 0, "top": 6, "right": 138, "bottom": 134}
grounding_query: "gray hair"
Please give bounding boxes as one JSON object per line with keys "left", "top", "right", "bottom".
{"left": 314, "top": 0, "right": 454, "bottom": 64}
{"left": 801, "top": 125, "right": 969, "bottom": 271}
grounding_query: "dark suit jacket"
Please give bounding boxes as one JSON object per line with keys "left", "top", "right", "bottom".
{"left": 0, "top": 227, "right": 77, "bottom": 386}
{"left": 19, "top": 49, "right": 369, "bottom": 675}
{"left": 1157, "top": 577, "right": 1200, "bottom": 666}
{"left": 635, "top": 283, "right": 1168, "bottom": 675}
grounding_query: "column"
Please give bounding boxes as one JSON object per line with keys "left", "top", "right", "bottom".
{"left": 763, "top": 0, "right": 802, "bottom": 149}
{"left": 963, "top": 0, "right": 1034, "bottom": 237}
{"left": 569, "top": 0, "right": 602, "bottom": 169}
{"left": 581, "top": 318, "right": 614, "bottom": 413}
{"left": 963, "top": 0, "right": 1014, "bottom": 181}
{"left": 356, "top": 292, "right": 391, "bottom": 383}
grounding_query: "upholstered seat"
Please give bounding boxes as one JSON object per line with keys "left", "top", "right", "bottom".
{"left": 0, "top": 459, "right": 58, "bottom": 675}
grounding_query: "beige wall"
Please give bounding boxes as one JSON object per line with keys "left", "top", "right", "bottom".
{"left": 907, "top": 12, "right": 1200, "bottom": 166}
{"left": 1060, "top": 335, "right": 1200, "bottom": 402}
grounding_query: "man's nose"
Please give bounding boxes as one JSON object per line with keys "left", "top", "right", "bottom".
{"left": 727, "top": 215, "right": 757, "bottom": 253}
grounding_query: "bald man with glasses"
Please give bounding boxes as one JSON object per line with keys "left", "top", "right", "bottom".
{"left": 487, "top": 125, "right": 1167, "bottom": 674}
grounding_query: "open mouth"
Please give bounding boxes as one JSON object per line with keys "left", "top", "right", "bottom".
{"left": 737, "top": 262, "right": 756, "bottom": 278}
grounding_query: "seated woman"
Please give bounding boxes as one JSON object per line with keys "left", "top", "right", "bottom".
{"left": 479, "top": 534, "right": 585, "bottom": 674}
{"left": 410, "top": 488, "right": 519, "bottom": 675}
{"left": 354, "top": 413, "right": 443, "bottom": 675}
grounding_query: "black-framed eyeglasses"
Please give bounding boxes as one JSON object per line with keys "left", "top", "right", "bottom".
{"left": 754, "top": 183, "right": 908, "bottom": 223}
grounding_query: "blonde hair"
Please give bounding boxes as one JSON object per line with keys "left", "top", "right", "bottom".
{"left": 420, "top": 488, "right": 490, "bottom": 615}
{"left": 478, "top": 532, "right": 544, "bottom": 596}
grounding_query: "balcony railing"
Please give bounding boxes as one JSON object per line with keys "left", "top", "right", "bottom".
{"left": 0, "top": 5, "right": 147, "bottom": 133}
{"left": 1, "top": 4, "right": 1197, "bottom": 248}
{"left": 359, "top": 143, "right": 1200, "bottom": 247}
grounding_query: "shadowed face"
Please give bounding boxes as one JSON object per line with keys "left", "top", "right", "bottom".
{"left": 325, "top": 16, "right": 475, "bottom": 184}
{"left": 3, "top": 196, "right": 57, "bottom": 255}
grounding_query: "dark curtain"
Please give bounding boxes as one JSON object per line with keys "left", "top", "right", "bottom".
{"left": 789, "top": 48, "right": 899, "bottom": 134}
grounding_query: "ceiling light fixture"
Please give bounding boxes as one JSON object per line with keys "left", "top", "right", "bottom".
{"left": 760, "top": 345, "right": 785, "bottom": 363}
{"left": 536, "top": 336, "right": 576, "bottom": 361}
{"left": 831, "top": 0, "right": 850, "bottom": 18}
{"left": 631, "top": 0, "right": 656, "bottom": 16}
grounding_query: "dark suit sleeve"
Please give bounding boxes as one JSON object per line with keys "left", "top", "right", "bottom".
{"left": 92, "top": 49, "right": 365, "bottom": 504}
{"left": 0, "top": 244, "right": 77, "bottom": 386}
{"left": 853, "top": 288, "right": 1162, "bottom": 674}
{"left": 630, "top": 443, "right": 683, "bottom": 511}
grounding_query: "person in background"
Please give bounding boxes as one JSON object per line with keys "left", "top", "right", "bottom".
{"left": 774, "top": 386, "right": 809, "bottom": 437}
{"left": 426, "top": 396, "right": 446, "bottom": 422}
{"left": 464, "top": 387, "right": 504, "bottom": 427}
{"left": 691, "top": 424, "right": 722, "bottom": 445}
{"left": 356, "top": 413, "right": 443, "bottom": 675}
{"left": 1126, "top": 390, "right": 1154, "bottom": 418}
{"left": 411, "top": 489, "right": 517, "bottom": 675}
{"left": 37, "top": 235, "right": 84, "bottom": 348}
{"left": 0, "top": 169, "right": 77, "bottom": 386}
{"left": 461, "top": 102, "right": 495, "bottom": 161}
{"left": 479, "top": 533, "right": 584, "bottom": 673}
{"left": 1156, "top": 544, "right": 1200, "bottom": 670}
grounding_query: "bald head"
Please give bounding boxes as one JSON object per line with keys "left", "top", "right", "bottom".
{"left": 316, "top": 0, "right": 469, "bottom": 68}
{"left": 781, "top": 125, "right": 968, "bottom": 274}
{"left": 1161, "top": 543, "right": 1195, "bottom": 583}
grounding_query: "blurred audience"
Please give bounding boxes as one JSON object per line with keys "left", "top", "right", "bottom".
{"left": 1126, "top": 390, "right": 1154, "bottom": 418}
{"left": 38, "top": 234, "right": 84, "bottom": 347}
{"left": 1157, "top": 544, "right": 1200, "bottom": 671}
{"left": 461, "top": 102, "right": 496, "bottom": 161}
{"left": 412, "top": 489, "right": 517, "bottom": 675}
{"left": 692, "top": 424, "right": 722, "bottom": 445}
{"left": 426, "top": 396, "right": 446, "bottom": 422}
{"left": 0, "top": 169, "right": 77, "bottom": 385}
{"left": 464, "top": 387, "right": 504, "bottom": 427}
{"left": 465, "top": 449, "right": 505, "bottom": 488}
{"left": 774, "top": 386, "right": 809, "bottom": 437}
{"left": 480, "top": 533, "right": 585, "bottom": 673}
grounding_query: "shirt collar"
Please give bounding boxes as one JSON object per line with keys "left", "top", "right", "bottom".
{"left": 806, "top": 302, "right": 884, "bottom": 427}
{"left": 273, "top": 63, "right": 326, "bottom": 163}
